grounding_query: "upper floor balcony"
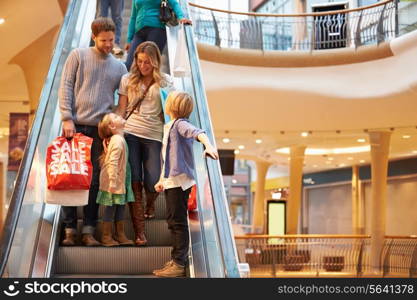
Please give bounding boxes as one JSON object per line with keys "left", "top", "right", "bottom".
{"left": 189, "top": 0, "right": 417, "bottom": 51}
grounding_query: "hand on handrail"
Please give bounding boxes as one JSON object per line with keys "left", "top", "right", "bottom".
{"left": 179, "top": 18, "right": 192, "bottom": 25}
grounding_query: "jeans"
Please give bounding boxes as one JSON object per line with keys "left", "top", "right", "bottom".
{"left": 165, "top": 187, "right": 191, "bottom": 266}
{"left": 102, "top": 205, "right": 126, "bottom": 222}
{"left": 61, "top": 125, "right": 103, "bottom": 234}
{"left": 100, "top": 0, "right": 124, "bottom": 45}
{"left": 125, "top": 27, "right": 167, "bottom": 71}
{"left": 125, "top": 134, "right": 162, "bottom": 192}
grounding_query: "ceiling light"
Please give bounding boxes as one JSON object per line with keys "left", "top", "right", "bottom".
{"left": 412, "top": 150, "right": 417, "bottom": 154}
{"left": 234, "top": 150, "right": 240, "bottom": 155}
{"left": 275, "top": 146, "right": 370, "bottom": 155}
{"left": 359, "top": 160, "right": 365, "bottom": 163}
{"left": 222, "top": 138, "right": 230, "bottom": 143}
{"left": 357, "top": 138, "right": 366, "bottom": 143}
{"left": 232, "top": 179, "right": 237, "bottom": 184}
{"left": 339, "top": 163, "right": 346, "bottom": 167}
{"left": 238, "top": 145, "right": 245, "bottom": 150}
{"left": 327, "top": 157, "right": 334, "bottom": 161}
{"left": 301, "top": 132, "right": 309, "bottom": 137}
{"left": 313, "top": 165, "right": 318, "bottom": 168}
{"left": 0, "top": 18, "right": 5, "bottom": 25}
{"left": 255, "top": 139, "right": 262, "bottom": 144}
{"left": 402, "top": 135, "right": 411, "bottom": 139}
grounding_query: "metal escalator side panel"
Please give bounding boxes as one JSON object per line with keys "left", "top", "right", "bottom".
{"left": 163, "top": 0, "right": 241, "bottom": 277}
{"left": 0, "top": 0, "right": 97, "bottom": 278}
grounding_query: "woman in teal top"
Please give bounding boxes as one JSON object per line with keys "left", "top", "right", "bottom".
{"left": 125, "top": 0, "right": 192, "bottom": 70}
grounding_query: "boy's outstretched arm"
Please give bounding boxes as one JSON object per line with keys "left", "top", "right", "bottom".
{"left": 197, "top": 133, "right": 219, "bottom": 160}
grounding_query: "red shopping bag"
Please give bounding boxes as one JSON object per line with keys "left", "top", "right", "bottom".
{"left": 46, "top": 133, "right": 93, "bottom": 190}
{"left": 188, "top": 185, "right": 197, "bottom": 211}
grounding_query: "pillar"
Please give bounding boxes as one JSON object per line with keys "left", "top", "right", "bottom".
{"left": 287, "top": 145, "right": 306, "bottom": 234}
{"left": 252, "top": 161, "right": 271, "bottom": 233}
{"left": 352, "top": 165, "right": 361, "bottom": 234}
{"left": 369, "top": 131, "right": 391, "bottom": 274}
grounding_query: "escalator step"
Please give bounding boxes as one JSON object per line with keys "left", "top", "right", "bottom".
{"left": 74, "top": 219, "right": 171, "bottom": 246}
{"left": 55, "top": 246, "right": 172, "bottom": 275}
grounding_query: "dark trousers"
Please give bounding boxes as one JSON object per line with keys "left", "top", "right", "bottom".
{"left": 61, "top": 125, "right": 103, "bottom": 233}
{"left": 125, "top": 134, "right": 162, "bottom": 192}
{"left": 165, "top": 187, "right": 191, "bottom": 266}
{"left": 125, "top": 26, "right": 167, "bottom": 71}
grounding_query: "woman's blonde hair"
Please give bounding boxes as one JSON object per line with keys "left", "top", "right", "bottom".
{"left": 165, "top": 91, "right": 194, "bottom": 119}
{"left": 127, "top": 42, "right": 162, "bottom": 104}
{"left": 98, "top": 113, "right": 114, "bottom": 166}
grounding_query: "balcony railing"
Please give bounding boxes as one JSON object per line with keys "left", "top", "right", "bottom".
{"left": 235, "top": 235, "right": 417, "bottom": 277}
{"left": 189, "top": 0, "right": 399, "bottom": 51}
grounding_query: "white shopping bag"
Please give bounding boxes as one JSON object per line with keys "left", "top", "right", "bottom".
{"left": 45, "top": 189, "right": 89, "bottom": 206}
{"left": 173, "top": 24, "right": 191, "bottom": 77}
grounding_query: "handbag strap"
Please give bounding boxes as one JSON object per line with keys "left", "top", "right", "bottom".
{"left": 125, "top": 79, "right": 155, "bottom": 121}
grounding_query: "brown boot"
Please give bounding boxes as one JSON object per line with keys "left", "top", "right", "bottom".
{"left": 81, "top": 233, "right": 101, "bottom": 247}
{"left": 62, "top": 228, "right": 76, "bottom": 246}
{"left": 114, "top": 220, "right": 134, "bottom": 246}
{"left": 100, "top": 221, "right": 119, "bottom": 247}
{"left": 129, "top": 182, "right": 147, "bottom": 246}
{"left": 145, "top": 191, "right": 158, "bottom": 219}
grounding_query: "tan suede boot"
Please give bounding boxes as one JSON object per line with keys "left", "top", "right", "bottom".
{"left": 114, "top": 220, "right": 134, "bottom": 246}
{"left": 101, "top": 221, "right": 119, "bottom": 247}
{"left": 129, "top": 182, "right": 147, "bottom": 246}
{"left": 62, "top": 228, "right": 76, "bottom": 246}
{"left": 144, "top": 191, "right": 158, "bottom": 219}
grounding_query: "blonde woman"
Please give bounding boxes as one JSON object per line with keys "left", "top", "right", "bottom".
{"left": 117, "top": 41, "right": 173, "bottom": 246}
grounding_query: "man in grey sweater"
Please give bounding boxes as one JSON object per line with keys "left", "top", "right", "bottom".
{"left": 59, "top": 17, "right": 127, "bottom": 246}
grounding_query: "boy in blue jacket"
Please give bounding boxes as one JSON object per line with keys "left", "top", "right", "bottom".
{"left": 153, "top": 91, "right": 218, "bottom": 277}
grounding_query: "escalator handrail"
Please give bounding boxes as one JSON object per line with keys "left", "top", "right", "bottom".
{"left": 0, "top": 0, "right": 78, "bottom": 276}
{"left": 181, "top": 0, "right": 241, "bottom": 277}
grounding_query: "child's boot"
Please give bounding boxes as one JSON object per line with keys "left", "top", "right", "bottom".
{"left": 62, "top": 228, "right": 77, "bottom": 246}
{"left": 144, "top": 191, "right": 158, "bottom": 219}
{"left": 114, "top": 220, "right": 134, "bottom": 246}
{"left": 129, "top": 182, "right": 147, "bottom": 246}
{"left": 101, "top": 221, "right": 119, "bottom": 247}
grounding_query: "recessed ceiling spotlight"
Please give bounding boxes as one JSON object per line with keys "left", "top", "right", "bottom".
{"left": 232, "top": 179, "right": 237, "bottom": 184}
{"left": 327, "top": 157, "right": 334, "bottom": 161}
{"left": 357, "top": 138, "right": 366, "bottom": 143}
{"left": 301, "top": 132, "right": 309, "bottom": 137}
{"left": 238, "top": 145, "right": 245, "bottom": 150}
{"left": 222, "top": 138, "right": 230, "bottom": 143}
{"left": 359, "top": 160, "right": 365, "bottom": 163}
{"left": 402, "top": 135, "right": 411, "bottom": 139}
{"left": 313, "top": 165, "right": 318, "bottom": 168}
{"left": 234, "top": 149, "right": 240, "bottom": 155}
{"left": 0, "top": 18, "right": 5, "bottom": 25}
{"left": 413, "top": 150, "right": 417, "bottom": 154}
{"left": 339, "top": 163, "right": 346, "bottom": 167}
{"left": 255, "top": 139, "right": 262, "bottom": 144}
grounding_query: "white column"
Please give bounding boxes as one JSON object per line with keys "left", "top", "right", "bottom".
{"left": 252, "top": 161, "right": 271, "bottom": 233}
{"left": 352, "top": 165, "right": 361, "bottom": 234}
{"left": 369, "top": 131, "right": 391, "bottom": 274}
{"left": 287, "top": 145, "right": 306, "bottom": 234}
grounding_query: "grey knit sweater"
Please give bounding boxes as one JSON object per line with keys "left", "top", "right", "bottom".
{"left": 59, "top": 48, "right": 127, "bottom": 126}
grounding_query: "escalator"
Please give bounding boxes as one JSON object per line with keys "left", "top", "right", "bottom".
{"left": 0, "top": 0, "right": 240, "bottom": 278}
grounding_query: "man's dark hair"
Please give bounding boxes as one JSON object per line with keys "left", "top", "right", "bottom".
{"left": 91, "top": 17, "right": 115, "bottom": 36}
